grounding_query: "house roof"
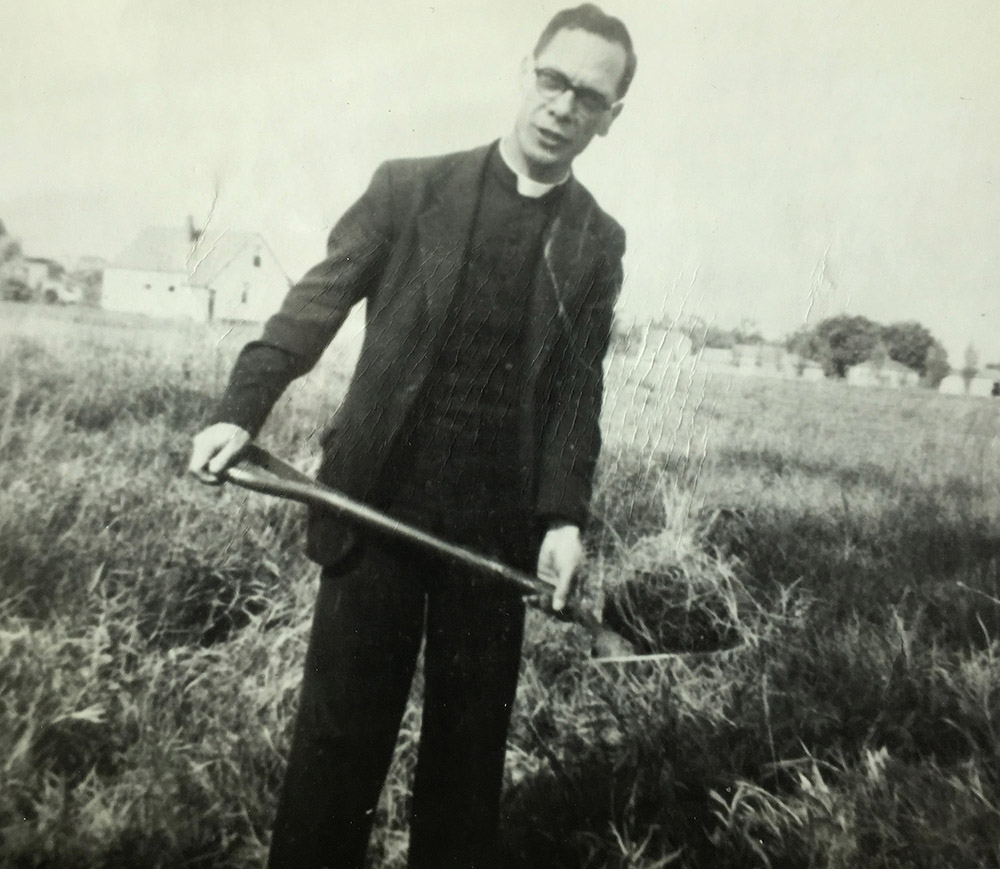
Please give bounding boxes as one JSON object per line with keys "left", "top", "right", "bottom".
{"left": 109, "top": 227, "right": 267, "bottom": 287}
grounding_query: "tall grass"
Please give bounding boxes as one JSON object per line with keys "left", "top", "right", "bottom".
{"left": 1, "top": 302, "right": 1000, "bottom": 867}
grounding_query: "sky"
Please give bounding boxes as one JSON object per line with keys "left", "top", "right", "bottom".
{"left": 2, "top": 0, "right": 998, "bottom": 362}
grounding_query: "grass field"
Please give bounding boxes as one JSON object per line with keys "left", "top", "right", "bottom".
{"left": 2, "top": 301, "right": 1000, "bottom": 868}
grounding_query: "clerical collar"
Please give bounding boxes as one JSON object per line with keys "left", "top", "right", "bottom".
{"left": 498, "top": 137, "right": 570, "bottom": 198}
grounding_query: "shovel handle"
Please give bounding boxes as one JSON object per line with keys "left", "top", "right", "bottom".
{"left": 225, "top": 445, "right": 550, "bottom": 597}
{"left": 221, "top": 445, "right": 635, "bottom": 657}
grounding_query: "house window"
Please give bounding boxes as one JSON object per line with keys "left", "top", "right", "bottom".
{"left": 168, "top": 285, "right": 175, "bottom": 293}
{"left": 253, "top": 255, "right": 261, "bottom": 267}
{"left": 145, "top": 283, "right": 152, "bottom": 290}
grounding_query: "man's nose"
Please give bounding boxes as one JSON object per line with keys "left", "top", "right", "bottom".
{"left": 546, "top": 88, "right": 576, "bottom": 120}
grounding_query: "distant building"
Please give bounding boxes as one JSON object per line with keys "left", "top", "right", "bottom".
{"left": 23, "top": 257, "right": 62, "bottom": 289}
{"left": 1, "top": 253, "right": 79, "bottom": 304}
{"left": 102, "top": 226, "right": 289, "bottom": 322}
{"left": 847, "top": 359, "right": 920, "bottom": 388}
{"left": 696, "top": 344, "right": 824, "bottom": 381}
{"left": 938, "top": 374, "right": 997, "bottom": 397}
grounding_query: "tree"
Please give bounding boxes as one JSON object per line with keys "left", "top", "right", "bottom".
{"left": 69, "top": 264, "right": 103, "bottom": 307}
{"left": 786, "top": 326, "right": 818, "bottom": 356}
{"left": 733, "top": 318, "right": 764, "bottom": 345}
{"left": 923, "top": 342, "right": 951, "bottom": 389}
{"left": 703, "top": 325, "right": 737, "bottom": 350}
{"left": 679, "top": 316, "right": 735, "bottom": 351}
{"left": 678, "top": 316, "right": 767, "bottom": 352}
{"left": 677, "top": 315, "right": 709, "bottom": 351}
{"left": 786, "top": 327, "right": 823, "bottom": 376}
{"left": 961, "top": 343, "right": 979, "bottom": 394}
{"left": 793, "top": 315, "right": 882, "bottom": 378}
{"left": 881, "top": 321, "right": 937, "bottom": 377}
{"left": 0, "top": 219, "right": 28, "bottom": 301}
{"left": 789, "top": 315, "right": 950, "bottom": 382}
{"left": 869, "top": 339, "right": 890, "bottom": 385}
{"left": 0, "top": 221, "right": 21, "bottom": 266}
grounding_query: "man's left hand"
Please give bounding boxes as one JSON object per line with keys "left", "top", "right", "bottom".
{"left": 536, "top": 524, "right": 583, "bottom": 612}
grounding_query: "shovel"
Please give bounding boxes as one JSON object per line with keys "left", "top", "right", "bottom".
{"left": 223, "top": 444, "right": 637, "bottom": 660}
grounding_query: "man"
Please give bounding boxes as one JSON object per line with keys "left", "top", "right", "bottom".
{"left": 189, "top": 5, "right": 636, "bottom": 866}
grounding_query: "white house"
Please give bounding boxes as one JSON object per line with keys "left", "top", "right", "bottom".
{"left": 938, "top": 373, "right": 999, "bottom": 397}
{"left": 102, "top": 226, "right": 289, "bottom": 322}
{"left": 847, "top": 359, "right": 920, "bottom": 388}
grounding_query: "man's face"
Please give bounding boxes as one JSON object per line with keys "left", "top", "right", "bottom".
{"left": 512, "top": 27, "right": 627, "bottom": 181}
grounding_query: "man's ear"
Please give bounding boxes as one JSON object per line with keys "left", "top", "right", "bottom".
{"left": 596, "top": 101, "right": 624, "bottom": 137}
{"left": 519, "top": 54, "right": 534, "bottom": 88}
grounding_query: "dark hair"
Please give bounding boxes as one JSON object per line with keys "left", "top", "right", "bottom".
{"left": 534, "top": 4, "right": 637, "bottom": 99}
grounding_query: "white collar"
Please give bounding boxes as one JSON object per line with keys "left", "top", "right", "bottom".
{"left": 498, "top": 138, "right": 570, "bottom": 198}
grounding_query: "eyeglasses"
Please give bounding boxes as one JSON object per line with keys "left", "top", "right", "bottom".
{"left": 533, "top": 67, "right": 619, "bottom": 116}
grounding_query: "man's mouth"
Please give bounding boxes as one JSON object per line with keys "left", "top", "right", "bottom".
{"left": 535, "top": 126, "right": 569, "bottom": 149}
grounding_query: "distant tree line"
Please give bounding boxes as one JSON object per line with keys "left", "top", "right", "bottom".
{"left": 614, "top": 310, "right": 982, "bottom": 392}
{"left": 786, "top": 315, "right": 950, "bottom": 387}
{"left": 680, "top": 317, "right": 765, "bottom": 351}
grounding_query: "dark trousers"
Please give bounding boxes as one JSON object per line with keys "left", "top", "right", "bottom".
{"left": 267, "top": 538, "right": 526, "bottom": 869}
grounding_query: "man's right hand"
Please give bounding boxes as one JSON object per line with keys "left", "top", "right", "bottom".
{"left": 188, "top": 423, "right": 251, "bottom": 485}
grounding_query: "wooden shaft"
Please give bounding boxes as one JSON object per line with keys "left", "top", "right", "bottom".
{"left": 225, "top": 445, "right": 551, "bottom": 598}
{"left": 220, "top": 445, "right": 637, "bottom": 659}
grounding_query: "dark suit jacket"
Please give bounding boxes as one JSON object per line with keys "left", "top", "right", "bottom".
{"left": 214, "top": 143, "right": 625, "bottom": 565}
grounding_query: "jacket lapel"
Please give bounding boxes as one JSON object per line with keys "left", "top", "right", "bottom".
{"left": 519, "top": 177, "right": 604, "bottom": 478}
{"left": 523, "top": 177, "right": 602, "bottom": 384}
{"left": 415, "top": 148, "right": 600, "bottom": 335}
{"left": 412, "top": 152, "right": 603, "bottom": 410}
{"left": 414, "top": 145, "right": 491, "bottom": 328}
{"left": 542, "top": 177, "right": 601, "bottom": 315}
